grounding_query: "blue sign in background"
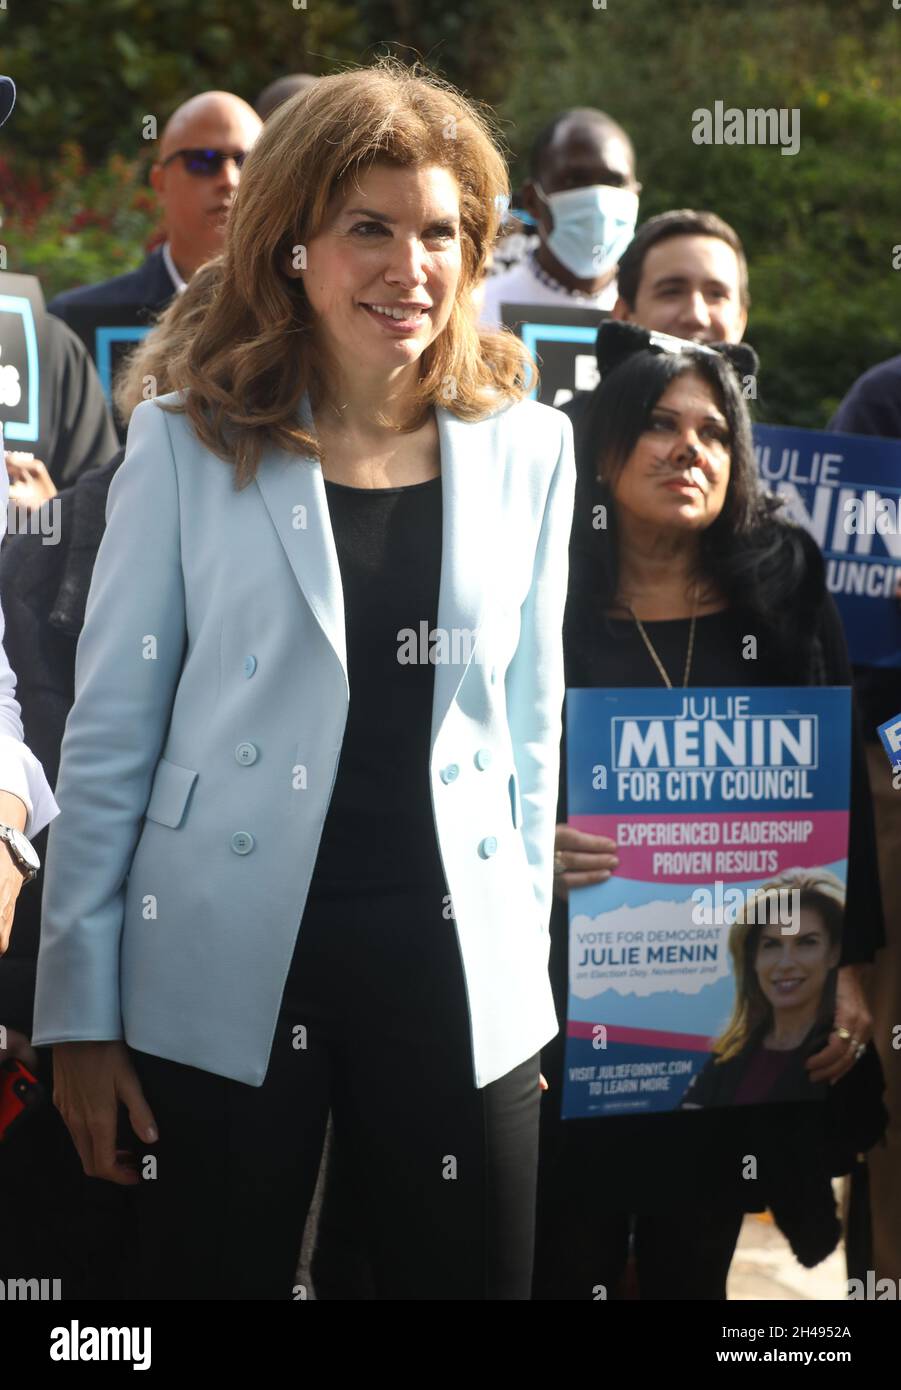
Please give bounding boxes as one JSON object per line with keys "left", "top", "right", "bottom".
{"left": 754, "top": 423, "right": 901, "bottom": 668}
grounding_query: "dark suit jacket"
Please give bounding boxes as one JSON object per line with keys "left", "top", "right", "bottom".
{"left": 47, "top": 247, "right": 177, "bottom": 326}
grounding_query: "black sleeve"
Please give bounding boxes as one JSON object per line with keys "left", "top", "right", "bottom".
{"left": 678, "top": 1053, "right": 720, "bottom": 1109}
{"left": 0, "top": 958, "right": 38, "bottom": 1036}
{"left": 816, "top": 592, "right": 886, "bottom": 964}
{"left": 43, "top": 318, "right": 118, "bottom": 487}
{"left": 829, "top": 365, "right": 901, "bottom": 440}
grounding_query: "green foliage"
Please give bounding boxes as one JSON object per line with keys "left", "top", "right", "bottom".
{"left": 495, "top": 0, "right": 901, "bottom": 427}
{"left": 0, "top": 144, "right": 159, "bottom": 299}
{"left": 0, "top": 0, "right": 898, "bottom": 424}
{"left": 0, "top": 0, "right": 514, "bottom": 166}
{"left": 0, "top": 0, "right": 365, "bottom": 163}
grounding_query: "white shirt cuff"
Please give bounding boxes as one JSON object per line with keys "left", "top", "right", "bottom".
{"left": 0, "top": 734, "right": 60, "bottom": 837}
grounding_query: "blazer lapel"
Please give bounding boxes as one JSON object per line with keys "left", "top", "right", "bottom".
{"left": 252, "top": 395, "right": 348, "bottom": 689}
{"left": 430, "top": 404, "right": 498, "bottom": 746}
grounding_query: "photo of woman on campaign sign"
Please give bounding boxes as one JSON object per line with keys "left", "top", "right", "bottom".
{"left": 680, "top": 870, "right": 844, "bottom": 1109}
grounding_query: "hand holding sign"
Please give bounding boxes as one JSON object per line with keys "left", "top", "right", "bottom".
{"left": 805, "top": 963, "right": 873, "bottom": 1085}
{"left": 552, "top": 821, "right": 619, "bottom": 901}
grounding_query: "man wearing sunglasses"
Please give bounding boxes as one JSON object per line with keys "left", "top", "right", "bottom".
{"left": 48, "top": 90, "right": 261, "bottom": 332}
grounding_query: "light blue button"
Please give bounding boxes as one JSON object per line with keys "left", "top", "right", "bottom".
{"left": 235, "top": 742, "right": 258, "bottom": 765}
{"left": 474, "top": 748, "right": 492, "bottom": 770}
{"left": 231, "top": 831, "right": 255, "bottom": 854}
{"left": 440, "top": 764, "right": 459, "bottom": 784}
{"left": 478, "top": 836, "right": 498, "bottom": 858}
{"left": 244, "top": 655, "right": 257, "bottom": 678}
{"left": 490, "top": 667, "right": 498, "bottom": 685}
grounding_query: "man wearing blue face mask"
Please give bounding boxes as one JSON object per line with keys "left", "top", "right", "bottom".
{"left": 479, "top": 108, "right": 640, "bottom": 330}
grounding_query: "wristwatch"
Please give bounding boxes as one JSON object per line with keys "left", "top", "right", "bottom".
{"left": 0, "top": 823, "right": 40, "bottom": 884}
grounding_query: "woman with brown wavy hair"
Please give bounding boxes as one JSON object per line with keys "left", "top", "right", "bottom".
{"left": 681, "top": 871, "right": 845, "bottom": 1108}
{"left": 32, "top": 58, "right": 575, "bottom": 1301}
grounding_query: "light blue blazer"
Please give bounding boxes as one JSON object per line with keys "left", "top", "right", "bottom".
{"left": 32, "top": 390, "right": 575, "bottom": 1088}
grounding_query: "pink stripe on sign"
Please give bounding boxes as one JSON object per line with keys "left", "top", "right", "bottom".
{"left": 567, "top": 1019, "right": 713, "bottom": 1052}
{"left": 570, "top": 811, "right": 847, "bottom": 883}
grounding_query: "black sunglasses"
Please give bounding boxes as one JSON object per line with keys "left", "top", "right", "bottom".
{"left": 161, "top": 148, "right": 248, "bottom": 177}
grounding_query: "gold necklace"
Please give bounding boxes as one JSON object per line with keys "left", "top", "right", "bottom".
{"left": 625, "top": 590, "right": 697, "bottom": 689}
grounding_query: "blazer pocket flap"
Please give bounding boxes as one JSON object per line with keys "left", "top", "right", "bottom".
{"left": 145, "top": 758, "right": 199, "bottom": 829}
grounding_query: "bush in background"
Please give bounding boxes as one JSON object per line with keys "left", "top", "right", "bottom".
{"left": 496, "top": 0, "right": 901, "bottom": 427}
{"left": 1, "top": 143, "right": 159, "bottom": 300}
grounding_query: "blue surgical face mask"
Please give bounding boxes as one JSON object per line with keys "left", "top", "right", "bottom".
{"left": 533, "top": 182, "right": 639, "bottom": 280}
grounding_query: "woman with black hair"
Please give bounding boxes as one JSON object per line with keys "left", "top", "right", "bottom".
{"left": 534, "top": 321, "right": 886, "bottom": 1300}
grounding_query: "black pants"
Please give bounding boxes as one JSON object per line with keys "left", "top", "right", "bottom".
{"left": 534, "top": 1177, "right": 744, "bottom": 1300}
{"left": 125, "top": 888, "right": 541, "bottom": 1300}
{"left": 533, "top": 1024, "right": 745, "bottom": 1300}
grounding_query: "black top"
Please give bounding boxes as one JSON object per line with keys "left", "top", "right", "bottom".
{"left": 568, "top": 607, "right": 783, "bottom": 685}
{"left": 305, "top": 475, "right": 446, "bottom": 899}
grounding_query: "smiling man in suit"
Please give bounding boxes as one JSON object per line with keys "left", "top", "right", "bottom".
{"left": 48, "top": 91, "right": 262, "bottom": 326}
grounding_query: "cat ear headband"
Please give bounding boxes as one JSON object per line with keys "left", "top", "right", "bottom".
{"left": 595, "top": 318, "right": 759, "bottom": 383}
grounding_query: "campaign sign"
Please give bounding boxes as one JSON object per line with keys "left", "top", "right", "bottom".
{"left": 753, "top": 423, "right": 901, "bottom": 668}
{"left": 64, "top": 304, "right": 153, "bottom": 401}
{"left": 0, "top": 272, "right": 44, "bottom": 447}
{"left": 876, "top": 711, "right": 901, "bottom": 774}
{"left": 499, "top": 302, "right": 608, "bottom": 408}
{"left": 563, "top": 686, "right": 851, "bottom": 1120}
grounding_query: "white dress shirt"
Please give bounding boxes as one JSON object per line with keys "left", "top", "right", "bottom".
{"left": 0, "top": 442, "right": 59, "bottom": 837}
{"left": 161, "top": 242, "right": 188, "bottom": 296}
